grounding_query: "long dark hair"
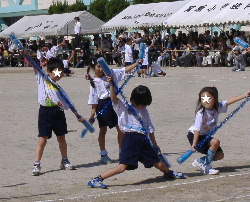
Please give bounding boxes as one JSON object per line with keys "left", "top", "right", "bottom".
{"left": 195, "top": 86, "right": 219, "bottom": 114}
{"left": 87, "top": 58, "right": 98, "bottom": 88}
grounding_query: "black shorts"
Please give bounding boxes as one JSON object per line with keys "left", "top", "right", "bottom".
{"left": 125, "top": 62, "right": 132, "bottom": 66}
{"left": 187, "top": 132, "right": 223, "bottom": 154}
{"left": 119, "top": 132, "right": 160, "bottom": 170}
{"left": 96, "top": 98, "right": 118, "bottom": 128}
{"left": 38, "top": 105, "right": 68, "bottom": 139}
{"left": 140, "top": 65, "right": 148, "bottom": 69}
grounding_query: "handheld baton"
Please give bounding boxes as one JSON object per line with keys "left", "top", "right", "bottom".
{"left": 177, "top": 97, "right": 250, "bottom": 164}
{"left": 9, "top": 32, "right": 95, "bottom": 134}
{"left": 234, "top": 37, "right": 249, "bottom": 48}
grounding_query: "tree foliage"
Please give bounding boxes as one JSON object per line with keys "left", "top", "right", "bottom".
{"left": 48, "top": 0, "right": 87, "bottom": 14}
{"left": 105, "top": 0, "right": 130, "bottom": 22}
{"left": 133, "top": 0, "right": 175, "bottom": 4}
{"left": 89, "top": 0, "right": 108, "bottom": 22}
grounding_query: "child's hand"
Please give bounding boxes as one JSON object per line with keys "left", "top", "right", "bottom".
{"left": 88, "top": 117, "right": 95, "bottom": 124}
{"left": 191, "top": 144, "right": 197, "bottom": 152}
{"left": 244, "top": 91, "right": 250, "bottom": 98}
{"left": 137, "top": 59, "right": 143, "bottom": 63}
{"left": 106, "top": 75, "right": 113, "bottom": 83}
{"left": 77, "top": 117, "right": 86, "bottom": 123}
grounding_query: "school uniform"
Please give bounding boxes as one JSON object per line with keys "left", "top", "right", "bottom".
{"left": 88, "top": 67, "right": 126, "bottom": 128}
{"left": 112, "top": 99, "right": 160, "bottom": 170}
{"left": 187, "top": 101, "right": 228, "bottom": 154}
{"left": 36, "top": 71, "right": 69, "bottom": 139}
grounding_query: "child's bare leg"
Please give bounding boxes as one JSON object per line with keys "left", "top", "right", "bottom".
{"left": 116, "top": 126, "right": 124, "bottom": 149}
{"left": 210, "top": 138, "right": 224, "bottom": 160}
{"left": 153, "top": 161, "right": 170, "bottom": 174}
{"left": 101, "top": 164, "right": 128, "bottom": 179}
{"left": 57, "top": 135, "right": 67, "bottom": 158}
{"left": 99, "top": 126, "right": 107, "bottom": 152}
{"left": 35, "top": 137, "right": 48, "bottom": 162}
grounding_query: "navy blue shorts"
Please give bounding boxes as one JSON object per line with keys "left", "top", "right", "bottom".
{"left": 38, "top": 105, "right": 68, "bottom": 139}
{"left": 140, "top": 65, "right": 148, "bottom": 69}
{"left": 125, "top": 62, "right": 132, "bottom": 66}
{"left": 187, "top": 132, "right": 223, "bottom": 154}
{"left": 96, "top": 98, "right": 118, "bottom": 128}
{"left": 119, "top": 132, "right": 160, "bottom": 170}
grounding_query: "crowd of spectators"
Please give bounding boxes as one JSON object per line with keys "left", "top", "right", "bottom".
{"left": 0, "top": 28, "right": 250, "bottom": 71}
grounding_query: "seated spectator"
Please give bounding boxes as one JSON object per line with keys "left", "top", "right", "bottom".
{"left": 0, "top": 52, "right": 4, "bottom": 67}
{"left": 179, "top": 42, "right": 195, "bottom": 67}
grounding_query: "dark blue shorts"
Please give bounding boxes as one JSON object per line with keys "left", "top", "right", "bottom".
{"left": 140, "top": 65, "right": 148, "bottom": 69}
{"left": 125, "top": 62, "right": 132, "bottom": 66}
{"left": 38, "top": 105, "right": 68, "bottom": 139}
{"left": 119, "top": 132, "right": 160, "bottom": 170}
{"left": 187, "top": 132, "right": 223, "bottom": 154}
{"left": 96, "top": 98, "right": 118, "bottom": 129}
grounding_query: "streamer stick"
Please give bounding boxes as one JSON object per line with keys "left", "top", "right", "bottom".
{"left": 177, "top": 97, "right": 250, "bottom": 164}
{"left": 234, "top": 37, "right": 249, "bottom": 48}
{"left": 9, "top": 32, "right": 95, "bottom": 134}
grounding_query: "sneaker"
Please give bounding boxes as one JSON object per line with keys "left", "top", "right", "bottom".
{"left": 100, "top": 155, "right": 112, "bottom": 164}
{"left": 164, "top": 170, "right": 185, "bottom": 179}
{"left": 201, "top": 164, "right": 219, "bottom": 175}
{"left": 232, "top": 68, "right": 240, "bottom": 71}
{"left": 32, "top": 163, "right": 41, "bottom": 176}
{"left": 60, "top": 159, "right": 75, "bottom": 170}
{"left": 88, "top": 177, "right": 107, "bottom": 188}
{"left": 192, "top": 159, "right": 204, "bottom": 170}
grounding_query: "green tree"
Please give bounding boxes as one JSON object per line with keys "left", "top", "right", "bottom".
{"left": 133, "top": 0, "right": 175, "bottom": 4}
{"left": 89, "top": 0, "right": 108, "bottom": 22}
{"left": 105, "top": 0, "right": 130, "bottom": 22}
{"left": 48, "top": 0, "right": 87, "bottom": 14}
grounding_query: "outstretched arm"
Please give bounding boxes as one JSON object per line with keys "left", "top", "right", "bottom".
{"left": 107, "top": 76, "right": 118, "bottom": 105}
{"left": 125, "top": 59, "right": 142, "bottom": 73}
{"left": 227, "top": 92, "right": 250, "bottom": 106}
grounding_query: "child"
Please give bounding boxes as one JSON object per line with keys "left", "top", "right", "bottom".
{"left": 63, "top": 51, "right": 75, "bottom": 76}
{"left": 88, "top": 80, "right": 180, "bottom": 188}
{"left": 124, "top": 38, "right": 133, "bottom": 74}
{"left": 230, "top": 46, "right": 246, "bottom": 71}
{"left": 188, "top": 87, "right": 250, "bottom": 175}
{"left": 87, "top": 59, "right": 142, "bottom": 164}
{"left": 140, "top": 41, "right": 154, "bottom": 78}
{"left": 32, "top": 57, "right": 78, "bottom": 176}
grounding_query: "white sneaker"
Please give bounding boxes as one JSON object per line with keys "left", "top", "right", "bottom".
{"left": 60, "top": 160, "right": 75, "bottom": 170}
{"left": 100, "top": 155, "right": 112, "bottom": 164}
{"left": 32, "top": 163, "right": 41, "bottom": 176}
{"left": 192, "top": 159, "right": 204, "bottom": 170}
{"left": 201, "top": 164, "right": 219, "bottom": 175}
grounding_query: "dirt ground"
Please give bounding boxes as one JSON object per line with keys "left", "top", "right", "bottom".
{"left": 0, "top": 65, "right": 249, "bottom": 202}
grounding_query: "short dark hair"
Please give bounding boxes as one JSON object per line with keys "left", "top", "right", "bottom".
{"left": 130, "top": 85, "right": 152, "bottom": 106}
{"left": 74, "top": 17, "right": 80, "bottom": 21}
{"left": 47, "top": 57, "right": 64, "bottom": 72}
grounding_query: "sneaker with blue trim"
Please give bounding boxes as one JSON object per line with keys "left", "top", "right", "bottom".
{"left": 201, "top": 164, "right": 219, "bottom": 175}
{"left": 192, "top": 159, "right": 204, "bottom": 170}
{"left": 164, "top": 170, "right": 184, "bottom": 179}
{"left": 88, "top": 177, "right": 107, "bottom": 188}
{"left": 100, "top": 155, "right": 112, "bottom": 164}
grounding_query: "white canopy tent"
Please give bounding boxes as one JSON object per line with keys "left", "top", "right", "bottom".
{"left": 0, "top": 11, "right": 104, "bottom": 38}
{"left": 209, "top": 0, "right": 250, "bottom": 26}
{"left": 102, "top": 1, "right": 190, "bottom": 30}
{"left": 164, "top": 0, "right": 236, "bottom": 28}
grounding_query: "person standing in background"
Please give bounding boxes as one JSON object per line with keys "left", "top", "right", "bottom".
{"left": 74, "top": 17, "right": 81, "bottom": 49}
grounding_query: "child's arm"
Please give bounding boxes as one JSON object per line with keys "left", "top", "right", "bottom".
{"left": 125, "top": 59, "right": 142, "bottom": 73}
{"left": 68, "top": 51, "right": 75, "bottom": 62}
{"left": 192, "top": 130, "right": 200, "bottom": 151}
{"left": 149, "top": 132, "right": 159, "bottom": 148}
{"left": 227, "top": 92, "right": 250, "bottom": 106}
{"left": 89, "top": 104, "right": 97, "bottom": 124}
{"left": 107, "top": 76, "right": 118, "bottom": 105}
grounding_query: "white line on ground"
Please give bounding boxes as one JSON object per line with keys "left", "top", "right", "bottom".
{"left": 36, "top": 172, "right": 249, "bottom": 202}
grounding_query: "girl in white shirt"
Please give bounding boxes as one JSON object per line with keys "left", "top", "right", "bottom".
{"left": 188, "top": 86, "right": 250, "bottom": 175}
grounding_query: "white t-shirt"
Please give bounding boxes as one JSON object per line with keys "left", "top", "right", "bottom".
{"left": 74, "top": 21, "right": 81, "bottom": 34}
{"left": 88, "top": 67, "right": 126, "bottom": 105}
{"left": 112, "top": 99, "right": 155, "bottom": 135}
{"left": 63, "top": 59, "right": 69, "bottom": 69}
{"left": 46, "top": 46, "right": 59, "bottom": 59}
{"left": 188, "top": 101, "right": 228, "bottom": 135}
{"left": 125, "top": 44, "right": 133, "bottom": 62}
{"left": 142, "top": 47, "right": 149, "bottom": 65}
{"left": 36, "top": 71, "right": 69, "bottom": 109}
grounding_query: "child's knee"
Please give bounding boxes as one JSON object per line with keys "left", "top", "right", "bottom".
{"left": 211, "top": 138, "right": 220, "bottom": 147}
